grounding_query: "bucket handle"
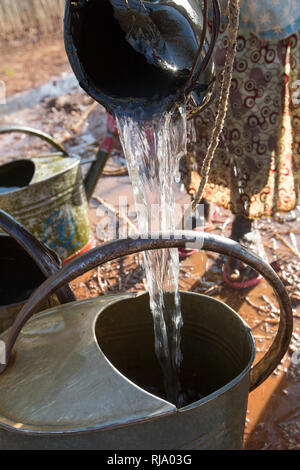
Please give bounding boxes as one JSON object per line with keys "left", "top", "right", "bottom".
{"left": 0, "top": 125, "right": 69, "bottom": 156}
{"left": 0, "top": 232, "right": 293, "bottom": 391}
{"left": 0, "top": 209, "right": 75, "bottom": 305}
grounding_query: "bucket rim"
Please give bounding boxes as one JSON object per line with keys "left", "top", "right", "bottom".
{"left": 0, "top": 158, "right": 36, "bottom": 194}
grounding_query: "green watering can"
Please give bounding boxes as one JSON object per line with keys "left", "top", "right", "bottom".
{"left": 0, "top": 232, "right": 292, "bottom": 449}
{"left": 0, "top": 122, "right": 117, "bottom": 262}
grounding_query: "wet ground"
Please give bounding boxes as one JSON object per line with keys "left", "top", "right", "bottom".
{"left": 0, "top": 34, "right": 299, "bottom": 450}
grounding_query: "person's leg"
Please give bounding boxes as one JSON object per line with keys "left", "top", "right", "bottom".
{"left": 227, "top": 215, "right": 264, "bottom": 283}
{"left": 182, "top": 29, "right": 288, "bottom": 284}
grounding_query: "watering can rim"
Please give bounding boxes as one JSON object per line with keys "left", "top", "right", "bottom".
{"left": 0, "top": 125, "right": 109, "bottom": 203}
{"left": 0, "top": 290, "right": 255, "bottom": 436}
{"left": 0, "top": 155, "right": 81, "bottom": 198}
{"left": 0, "top": 158, "right": 35, "bottom": 195}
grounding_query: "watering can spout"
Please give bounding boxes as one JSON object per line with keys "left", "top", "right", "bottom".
{"left": 64, "top": 0, "right": 220, "bottom": 116}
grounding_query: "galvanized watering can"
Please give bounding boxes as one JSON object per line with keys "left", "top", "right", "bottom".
{"left": 0, "top": 123, "right": 116, "bottom": 262}
{"left": 64, "top": 0, "right": 220, "bottom": 116}
{"left": 0, "top": 232, "right": 292, "bottom": 449}
{"left": 0, "top": 209, "right": 75, "bottom": 333}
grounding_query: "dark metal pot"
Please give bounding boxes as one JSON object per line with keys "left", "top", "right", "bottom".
{"left": 0, "top": 210, "right": 75, "bottom": 333}
{"left": 64, "top": 0, "right": 220, "bottom": 116}
{"left": 0, "top": 232, "right": 292, "bottom": 449}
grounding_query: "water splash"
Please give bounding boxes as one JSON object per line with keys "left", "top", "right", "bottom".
{"left": 115, "top": 105, "right": 187, "bottom": 405}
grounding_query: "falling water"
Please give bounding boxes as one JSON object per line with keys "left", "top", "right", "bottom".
{"left": 115, "top": 105, "right": 187, "bottom": 405}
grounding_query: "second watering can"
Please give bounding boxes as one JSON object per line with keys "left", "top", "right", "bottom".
{"left": 0, "top": 232, "right": 292, "bottom": 449}
{"left": 0, "top": 123, "right": 117, "bottom": 261}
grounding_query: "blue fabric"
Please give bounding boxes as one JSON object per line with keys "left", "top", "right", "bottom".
{"left": 215, "top": 0, "right": 300, "bottom": 40}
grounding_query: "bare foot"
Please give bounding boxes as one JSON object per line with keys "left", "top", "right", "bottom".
{"left": 227, "top": 215, "right": 266, "bottom": 284}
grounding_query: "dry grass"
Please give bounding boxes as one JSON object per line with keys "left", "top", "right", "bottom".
{"left": 0, "top": 0, "right": 65, "bottom": 39}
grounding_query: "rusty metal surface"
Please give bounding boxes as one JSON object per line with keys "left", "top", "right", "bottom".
{"left": 0, "top": 232, "right": 293, "bottom": 391}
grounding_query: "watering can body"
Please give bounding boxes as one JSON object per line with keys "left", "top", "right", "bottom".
{"left": 64, "top": 0, "right": 220, "bottom": 116}
{"left": 0, "top": 291, "right": 254, "bottom": 450}
{"left": 0, "top": 127, "right": 94, "bottom": 262}
{"left": 0, "top": 232, "right": 293, "bottom": 450}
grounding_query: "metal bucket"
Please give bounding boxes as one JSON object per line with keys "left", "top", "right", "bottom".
{"left": 0, "top": 210, "right": 75, "bottom": 333}
{"left": 64, "top": 0, "right": 220, "bottom": 116}
{"left": 0, "top": 126, "right": 93, "bottom": 262}
{"left": 0, "top": 232, "right": 292, "bottom": 449}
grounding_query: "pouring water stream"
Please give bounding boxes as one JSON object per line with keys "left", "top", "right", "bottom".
{"left": 115, "top": 105, "right": 187, "bottom": 406}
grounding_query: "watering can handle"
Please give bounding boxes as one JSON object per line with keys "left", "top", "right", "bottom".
{"left": 0, "top": 125, "right": 69, "bottom": 156}
{"left": 0, "top": 209, "right": 75, "bottom": 305}
{"left": 182, "top": 0, "right": 220, "bottom": 97}
{"left": 0, "top": 232, "right": 293, "bottom": 392}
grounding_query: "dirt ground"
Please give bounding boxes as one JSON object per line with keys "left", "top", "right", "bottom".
{"left": 0, "top": 31, "right": 71, "bottom": 98}
{"left": 0, "top": 33, "right": 300, "bottom": 450}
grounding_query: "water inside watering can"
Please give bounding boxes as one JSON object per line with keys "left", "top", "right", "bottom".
{"left": 115, "top": 105, "right": 187, "bottom": 406}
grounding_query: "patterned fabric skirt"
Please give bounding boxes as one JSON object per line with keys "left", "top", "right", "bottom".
{"left": 180, "top": 25, "right": 300, "bottom": 219}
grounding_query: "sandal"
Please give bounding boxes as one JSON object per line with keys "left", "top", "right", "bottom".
{"left": 223, "top": 259, "right": 262, "bottom": 289}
